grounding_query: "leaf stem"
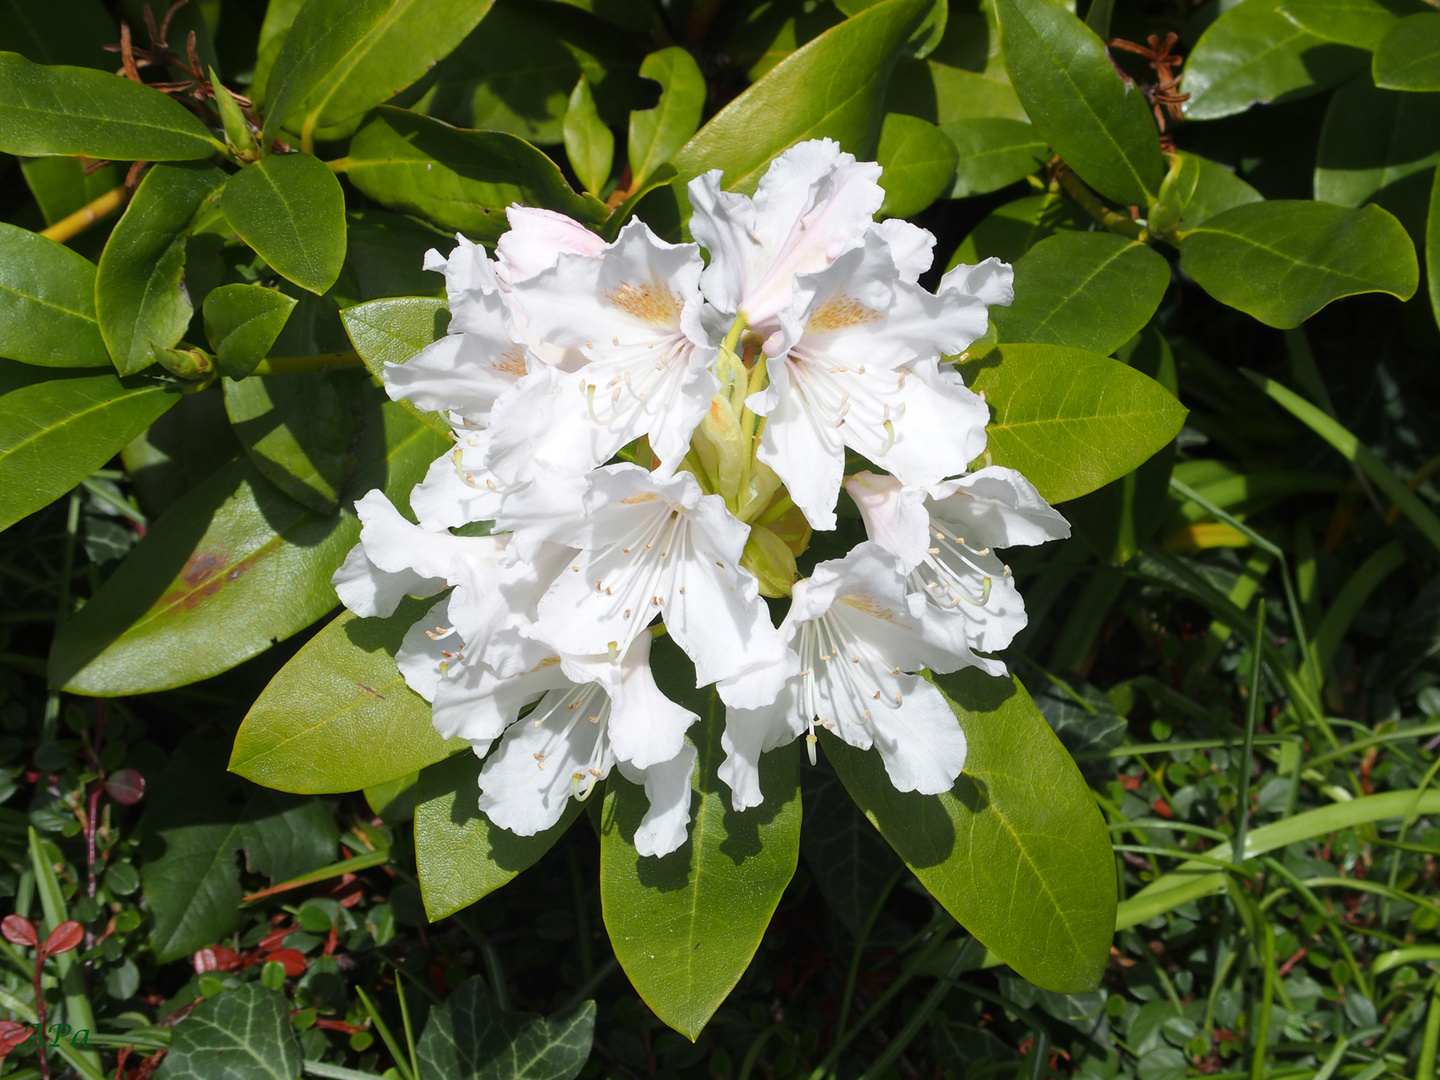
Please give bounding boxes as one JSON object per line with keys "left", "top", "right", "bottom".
{"left": 39, "top": 186, "right": 129, "bottom": 245}
{"left": 1056, "top": 168, "right": 1147, "bottom": 241}
{"left": 249, "top": 352, "right": 365, "bottom": 375}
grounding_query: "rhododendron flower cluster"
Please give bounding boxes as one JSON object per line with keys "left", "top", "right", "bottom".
{"left": 333, "top": 139, "right": 1070, "bottom": 857}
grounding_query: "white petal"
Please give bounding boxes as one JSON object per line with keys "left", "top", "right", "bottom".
{"left": 383, "top": 333, "right": 530, "bottom": 426}
{"left": 432, "top": 654, "right": 571, "bottom": 748}
{"left": 492, "top": 473, "right": 589, "bottom": 562}
{"left": 409, "top": 439, "right": 507, "bottom": 531}
{"left": 863, "top": 674, "right": 967, "bottom": 795}
{"left": 397, "top": 596, "right": 455, "bottom": 701}
{"left": 869, "top": 362, "right": 990, "bottom": 489}
{"left": 753, "top": 359, "right": 845, "bottom": 532}
{"left": 605, "top": 632, "right": 699, "bottom": 769}
{"left": 617, "top": 743, "right": 697, "bottom": 857}
{"left": 687, "top": 169, "right": 758, "bottom": 317}
{"left": 871, "top": 219, "right": 935, "bottom": 283}
{"left": 845, "top": 472, "right": 930, "bottom": 570}
{"left": 926, "top": 466, "right": 1071, "bottom": 549}
{"left": 331, "top": 543, "right": 443, "bottom": 619}
{"left": 719, "top": 682, "right": 805, "bottom": 810}
{"left": 939, "top": 257, "right": 1015, "bottom": 309}
{"left": 496, "top": 206, "right": 605, "bottom": 285}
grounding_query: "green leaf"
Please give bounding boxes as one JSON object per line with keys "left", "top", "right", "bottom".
{"left": 946, "top": 191, "right": 1088, "bottom": 268}
{"left": 825, "top": 668, "right": 1115, "bottom": 993}
{"left": 627, "top": 48, "right": 706, "bottom": 190}
{"left": 203, "top": 284, "right": 297, "bottom": 379}
{"left": 121, "top": 386, "right": 241, "bottom": 519}
{"left": 875, "top": 112, "right": 958, "bottom": 217}
{"left": 1279, "top": 0, "right": 1429, "bottom": 52}
{"left": 600, "top": 641, "right": 801, "bottom": 1040}
{"left": 563, "top": 76, "right": 614, "bottom": 197}
{"left": 95, "top": 162, "right": 226, "bottom": 375}
{"left": 957, "top": 343, "right": 1188, "bottom": 504}
{"left": 142, "top": 736, "right": 339, "bottom": 961}
{"left": 1315, "top": 76, "right": 1440, "bottom": 237}
{"left": 0, "top": 222, "right": 109, "bottom": 367}
{"left": 223, "top": 369, "right": 367, "bottom": 514}
{"left": 991, "top": 232, "right": 1170, "bottom": 356}
{"left": 1182, "top": 0, "right": 1368, "bottom": 121}
{"left": 0, "top": 51, "right": 222, "bottom": 160}
{"left": 838, "top": 0, "right": 948, "bottom": 58}
{"left": 20, "top": 154, "right": 123, "bottom": 226}
{"left": 1429, "top": 165, "right": 1440, "bottom": 328}
{"left": 799, "top": 763, "right": 900, "bottom": 935}
{"left": 993, "top": 0, "right": 1164, "bottom": 206}
{"left": 670, "top": 0, "right": 934, "bottom": 198}
{"left": 414, "top": 750, "right": 584, "bottom": 921}
{"left": 885, "top": 12, "right": 1028, "bottom": 125}
{"left": 250, "top": 0, "right": 306, "bottom": 107}
{"left": 1146, "top": 150, "right": 1262, "bottom": 234}
{"left": 341, "top": 296, "right": 452, "bottom": 435}
{"left": 0, "top": 361, "right": 175, "bottom": 532}
{"left": 0, "top": 0, "right": 117, "bottom": 70}
{"left": 261, "top": 0, "right": 495, "bottom": 142}
{"left": 231, "top": 597, "right": 467, "bottom": 794}
{"left": 1372, "top": 11, "right": 1440, "bottom": 90}
{"left": 345, "top": 107, "right": 606, "bottom": 243}
{"left": 47, "top": 396, "right": 447, "bottom": 695}
{"left": 221, "top": 153, "right": 347, "bottom": 296}
{"left": 155, "top": 984, "right": 304, "bottom": 1080}
{"left": 1177, "top": 200, "right": 1419, "bottom": 329}
{"left": 415, "top": 977, "right": 595, "bottom": 1080}
{"left": 332, "top": 211, "right": 452, "bottom": 307}
{"left": 941, "top": 117, "right": 1047, "bottom": 199}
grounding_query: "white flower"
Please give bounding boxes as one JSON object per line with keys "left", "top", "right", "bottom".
{"left": 745, "top": 231, "right": 997, "bottom": 530}
{"left": 525, "top": 464, "right": 797, "bottom": 708}
{"left": 720, "top": 542, "right": 968, "bottom": 809}
{"left": 495, "top": 206, "right": 607, "bottom": 287}
{"left": 846, "top": 467, "right": 1070, "bottom": 661}
{"left": 689, "top": 138, "right": 883, "bottom": 333}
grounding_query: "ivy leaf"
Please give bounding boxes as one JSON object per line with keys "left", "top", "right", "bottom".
{"left": 154, "top": 984, "right": 303, "bottom": 1080}
{"left": 415, "top": 977, "right": 595, "bottom": 1080}
{"left": 1372, "top": 11, "right": 1440, "bottom": 90}
{"left": 1178, "top": 200, "right": 1418, "bottom": 328}
{"left": 627, "top": 47, "right": 705, "bottom": 190}
{"left": 993, "top": 0, "right": 1164, "bottom": 207}
{"left": 958, "top": 343, "right": 1188, "bottom": 504}
{"left": 0, "top": 223, "right": 109, "bottom": 368}
{"left": 875, "top": 112, "right": 958, "bottom": 218}
{"left": 221, "top": 153, "right": 347, "bottom": 296}
{"left": 825, "top": 669, "right": 1116, "bottom": 993}
{"left": 202, "top": 284, "right": 297, "bottom": 380}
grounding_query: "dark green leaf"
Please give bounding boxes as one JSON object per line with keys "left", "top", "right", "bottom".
{"left": 221, "top": 153, "right": 347, "bottom": 296}
{"left": 875, "top": 112, "right": 958, "bottom": 217}
{"left": 1372, "top": 11, "right": 1440, "bottom": 90}
{"left": 1178, "top": 200, "right": 1418, "bottom": 328}
{"left": 994, "top": 0, "right": 1164, "bottom": 206}
{"left": 345, "top": 107, "right": 606, "bottom": 243}
{"left": 1147, "top": 150, "right": 1262, "bottom": 234}
{"left": 203, "top": 284, "right": 297, "bottom": 379}
{"left": 415, "top": 977, "right": 595, "bottom": 1080}
{"left": 800, "top": 762, "right": 900, "bottom": 935}
{"left": 250, "top": 0, "right": 306, "bottom": 108}
{"left": 1280, "top": 0, "right": 1429, "bottom": 52}
{"left": 946, "top": 191, "right": 1088, "bottom": 268}
{"left": 838, "top": 0, "right": 948, "bottom": 58}
{"left": 95, "top": 162, "right": 226, "bottom": 375}
{"left": 600, "top": 641, "right": 801, "bottom": 1040}
{"left": 958, "top": 342, "right": 1188, "bottom": 504}
{"left": 825, "top": 668, "right": 1115, "bottom": 992}
{"left": 231, "top": 597, "right": 467, "bottom": 794}
{"left": 0, "top": 361, "right": 175, "bottom": 532}
{"left": 223, "top": 369, "right": 367, "bottom": 514}
{"left": 261, "top": 0, "right": 495, "bottom": 141}
{"left": 941, "top": 117, "right": 1047, "bottom": 199}
{"left": 0, "top": 222, "right": 108, "bottom": 367}
{"left": 1429, "top": 165, "right": 1440, "bottom": 328}
{"left": 564, "top": 76, "right": 613, "bottom": 197}
{"left": 1031, "top": 672, "right": 1126, "bottom": 785}
{"left": 885, "top": 12, "right": 1027, "bottom": 125}
{"left": 341, "top": 296, "right": 452, "bottom": 435}
{"left": 0, "top": 0, "right": 117, "bottom": 70}
{"left": 414, "top": 750, "right": 584, "bottom": 921}
{"left": 991, "top": 232, "right": 1170, "bottom": 356}
{"left": 627, "top": 47, "right": 705, "bottom": 190}
{"left": 142, "top": 737, "right": 339, "bottom": 961}
{"left": 0, "top": 51, "right": 222, "bottom": 160}
{"left": 670, "top": 0, "right": 934, "bottom": 198}
{"left": 1182, "top": 0, "right": 1368, "bottom": 121}
{"left": 155, "top": 984, "right": 304, "bottom": 1080}
{"left": 19, "top": 154, "right": 123, "bottom": 227}
{"left": 332, "top": 211, "right": 451, "bottom": 308}
{"left": 121, "top": 385, "right": 240, "bottom": 519}
{"left": 47, "top": 396, "right": 447, "bottom": 694}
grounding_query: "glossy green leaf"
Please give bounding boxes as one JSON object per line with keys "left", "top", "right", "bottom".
{"left": 838, "top": 0, "right": 948, "bottom": 58}
{"left": 414, "top": 750, "right": 584, "bottom": 921}
{"left": 670, "top": 0, "right": 933, "bottom": 198}
{"left": 47, "top": 397, "right": 447, "bottom": 695}
{"left": 19, "top": 154, "right": 123, "bottom": 226}
{"left": 155, "top": 984, "right": 304, "bottom": 1080}
{"left": 261, "top": 0, "right": 495, "bottom": 141}
{"left": 941, "top": 117, "right": 1046, "bottom": 199}
{"left": 203, "top": 284, "right": 297, "bottom": 379}
{"left": 0, "top": 222, "right": 108, "bottom": 367}
{"left": 0, "top": 50, "right": 222, "bottom": 160}
{"left": 0, "top": 361, "right": 175, "bottom": 532}
{"left": 600, "top": 642, "right": 802, "bottom": 1040}
{"left": 415, "top": 977, "right": 595, "bottom": 1080}
{"left": 231, "top": 597, "right": 466, "bottom": 794}
{"left": 223, "top": 369, "right": 367, "bottom": 514}
{"left": 1315, "top": 77, "right": 1440, "bottom": 237}
{"left": 1372, "top": 11, "right": 1440, "bottom": 90}
{"left": 1280, "top": 0, "right": 1429, "bottom": 52}
{"left": 332, "top": 211, "right": 452, "bottom": 308}
{"left": 341, "top": 296, "right": 452, "bottom": 435}
{"left": 0, "top": 0, "right": 117, "bottom": 70}
{"left": 250, "top": 0, "right": 306, "bottom": 107}
{"left": 142, "top": 736, "right": 339, "bottom": 960}
{"left": 1147, "top": 150, "right": 1262, "bottom": 234}
{"left": 345, "top": 107, "right": 606, "bottom": 243}
{"left": 957, "top": 343, "right": 1188, "bottom": 504}
{"left": 946, "top": 191, "right": 1088, "bottom": 268}
{"left": 95, "top": 162, "right": 226, "bottom": 375}
{"left": 121, "top": 386, "right": 240, "bottom": 519}
{"left": 825, "top": 668, "right": 1115, "bottom": 993}
{"left": 221, "top": 153, "right": 347, "bottom": 296}
{"left": 1182, "top": 0, "right": 1368, "bottom": 121}
{"left": 875, "top": 112, "right": 958, "bottom": 217}
{"left": 885, "top": 12, "right": 1028, "bottom": 125}
{"left": 1428, "top": 166, "right": 1440, "bottom": 328}
{"left": 994, "top": 0, "right": 1164, "bottom": 206}
{"left": 1178, "top": 200, "right": 1419, "bottom": 329}
{"left": 991, "top": 232, "right": 1170, "bottom": 356}
{"left": 628, "top": 47, "right": 705, "bottom": 190}
{"left": 564, "top": 76, "right": 613, "bottom": 197}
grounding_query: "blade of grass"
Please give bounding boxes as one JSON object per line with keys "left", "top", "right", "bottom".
{"left": 354, "top": 985, "right": 415, "bottom": 1080}
{"left": 1234, "top": 599, "right": 1265, "bottom": 868}
{"left": 28, "top": 828, "right": 100, "bottom": 1072}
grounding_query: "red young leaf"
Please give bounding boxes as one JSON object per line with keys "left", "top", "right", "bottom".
{"left": 258, "top": 925, "right": 296, "bottom": 952}
{"left": 43, "top": 920, "right": 84, "bottom": 956}
{"left": 0, "top": 1019, "right": 31, "bottom": 1054}
{"left": 0, "top": 915, "right": 37, "bottom": 948}
{"left": 265, "top": 948, "right": 307, "bottom": 976}
{"left": 105, "top": 768, "right": 146, "bottom": 805}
